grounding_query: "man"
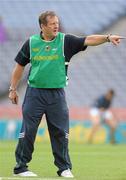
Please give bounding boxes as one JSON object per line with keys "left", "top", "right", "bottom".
{"left": 88, "top": 89, "right": 117, "bottom": 144}
{"left": 9, "top": 11, "right": 122, "bottom": 178}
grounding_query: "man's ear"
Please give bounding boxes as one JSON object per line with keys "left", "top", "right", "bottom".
{"left": 40, "top": 24, "right": 43, "bottom": 29}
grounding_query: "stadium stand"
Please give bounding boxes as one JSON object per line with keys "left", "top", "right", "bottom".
{"left": 0, "top": 16, "right": 8, "bottom": 43}
{"left": 0, "top": 0, "right": 126, "bottom": 35}
{"left": 0, "top": 0, "right": 126, "bottom": 109}
{"left": 66, "top": 17, "right": 126, "bottom": 108}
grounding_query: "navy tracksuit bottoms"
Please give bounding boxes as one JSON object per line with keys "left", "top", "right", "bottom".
{"left": 14, "top": 86, "right": 72, "bottom": 175}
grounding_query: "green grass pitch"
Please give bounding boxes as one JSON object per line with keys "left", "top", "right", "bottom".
{"left": 0, "top": 141, "right": 126, "bottom": 180}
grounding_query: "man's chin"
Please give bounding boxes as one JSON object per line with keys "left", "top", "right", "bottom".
{"left": 53, "top": 32, "right": 58, "bottom": 36}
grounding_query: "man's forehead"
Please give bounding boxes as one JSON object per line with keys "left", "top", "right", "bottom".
{"left": 47, "top": 15, "right": 59, "bottom": 22}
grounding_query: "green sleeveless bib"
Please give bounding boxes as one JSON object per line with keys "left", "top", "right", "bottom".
{"left": 28, "top": 32, "right": 66, "bottom": 88}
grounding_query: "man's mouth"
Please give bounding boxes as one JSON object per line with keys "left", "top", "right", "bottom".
{"left": 54, "top": 29, "right": 58, "bottom": 33}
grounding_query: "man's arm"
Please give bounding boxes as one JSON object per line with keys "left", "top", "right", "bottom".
{"left": 9, "top": 63, "right": 25, "bottom": 104}
{"left": 85, "top": 34, "right": 121, "bottom": 46}
{"left": 9, "top": 39, "right": 30, "bottom": 104}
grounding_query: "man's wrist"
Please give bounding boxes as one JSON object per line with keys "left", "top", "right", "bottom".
{"left": 9, "top": 86, "right": 16, "bottom": 92}
{"left": 106, "top": 34, "right": 112, "bottom": 42}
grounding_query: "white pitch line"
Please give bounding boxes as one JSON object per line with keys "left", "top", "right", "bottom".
{"left": 1, "top": 151, "right": 126, "bottom": 155}
{"left": 0, "top": 178, "right": 76, "bottom": 180}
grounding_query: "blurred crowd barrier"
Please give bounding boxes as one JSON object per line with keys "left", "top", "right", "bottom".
{"left": 0, "top": 106, "right": 126, "bottom": 143}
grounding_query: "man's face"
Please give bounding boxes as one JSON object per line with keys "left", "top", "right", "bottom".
{"left": 106, "top": 92, "right": 114, "bottom": 100}
{"left": 42, "top": 16, "right": 59, "bottom": 38}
